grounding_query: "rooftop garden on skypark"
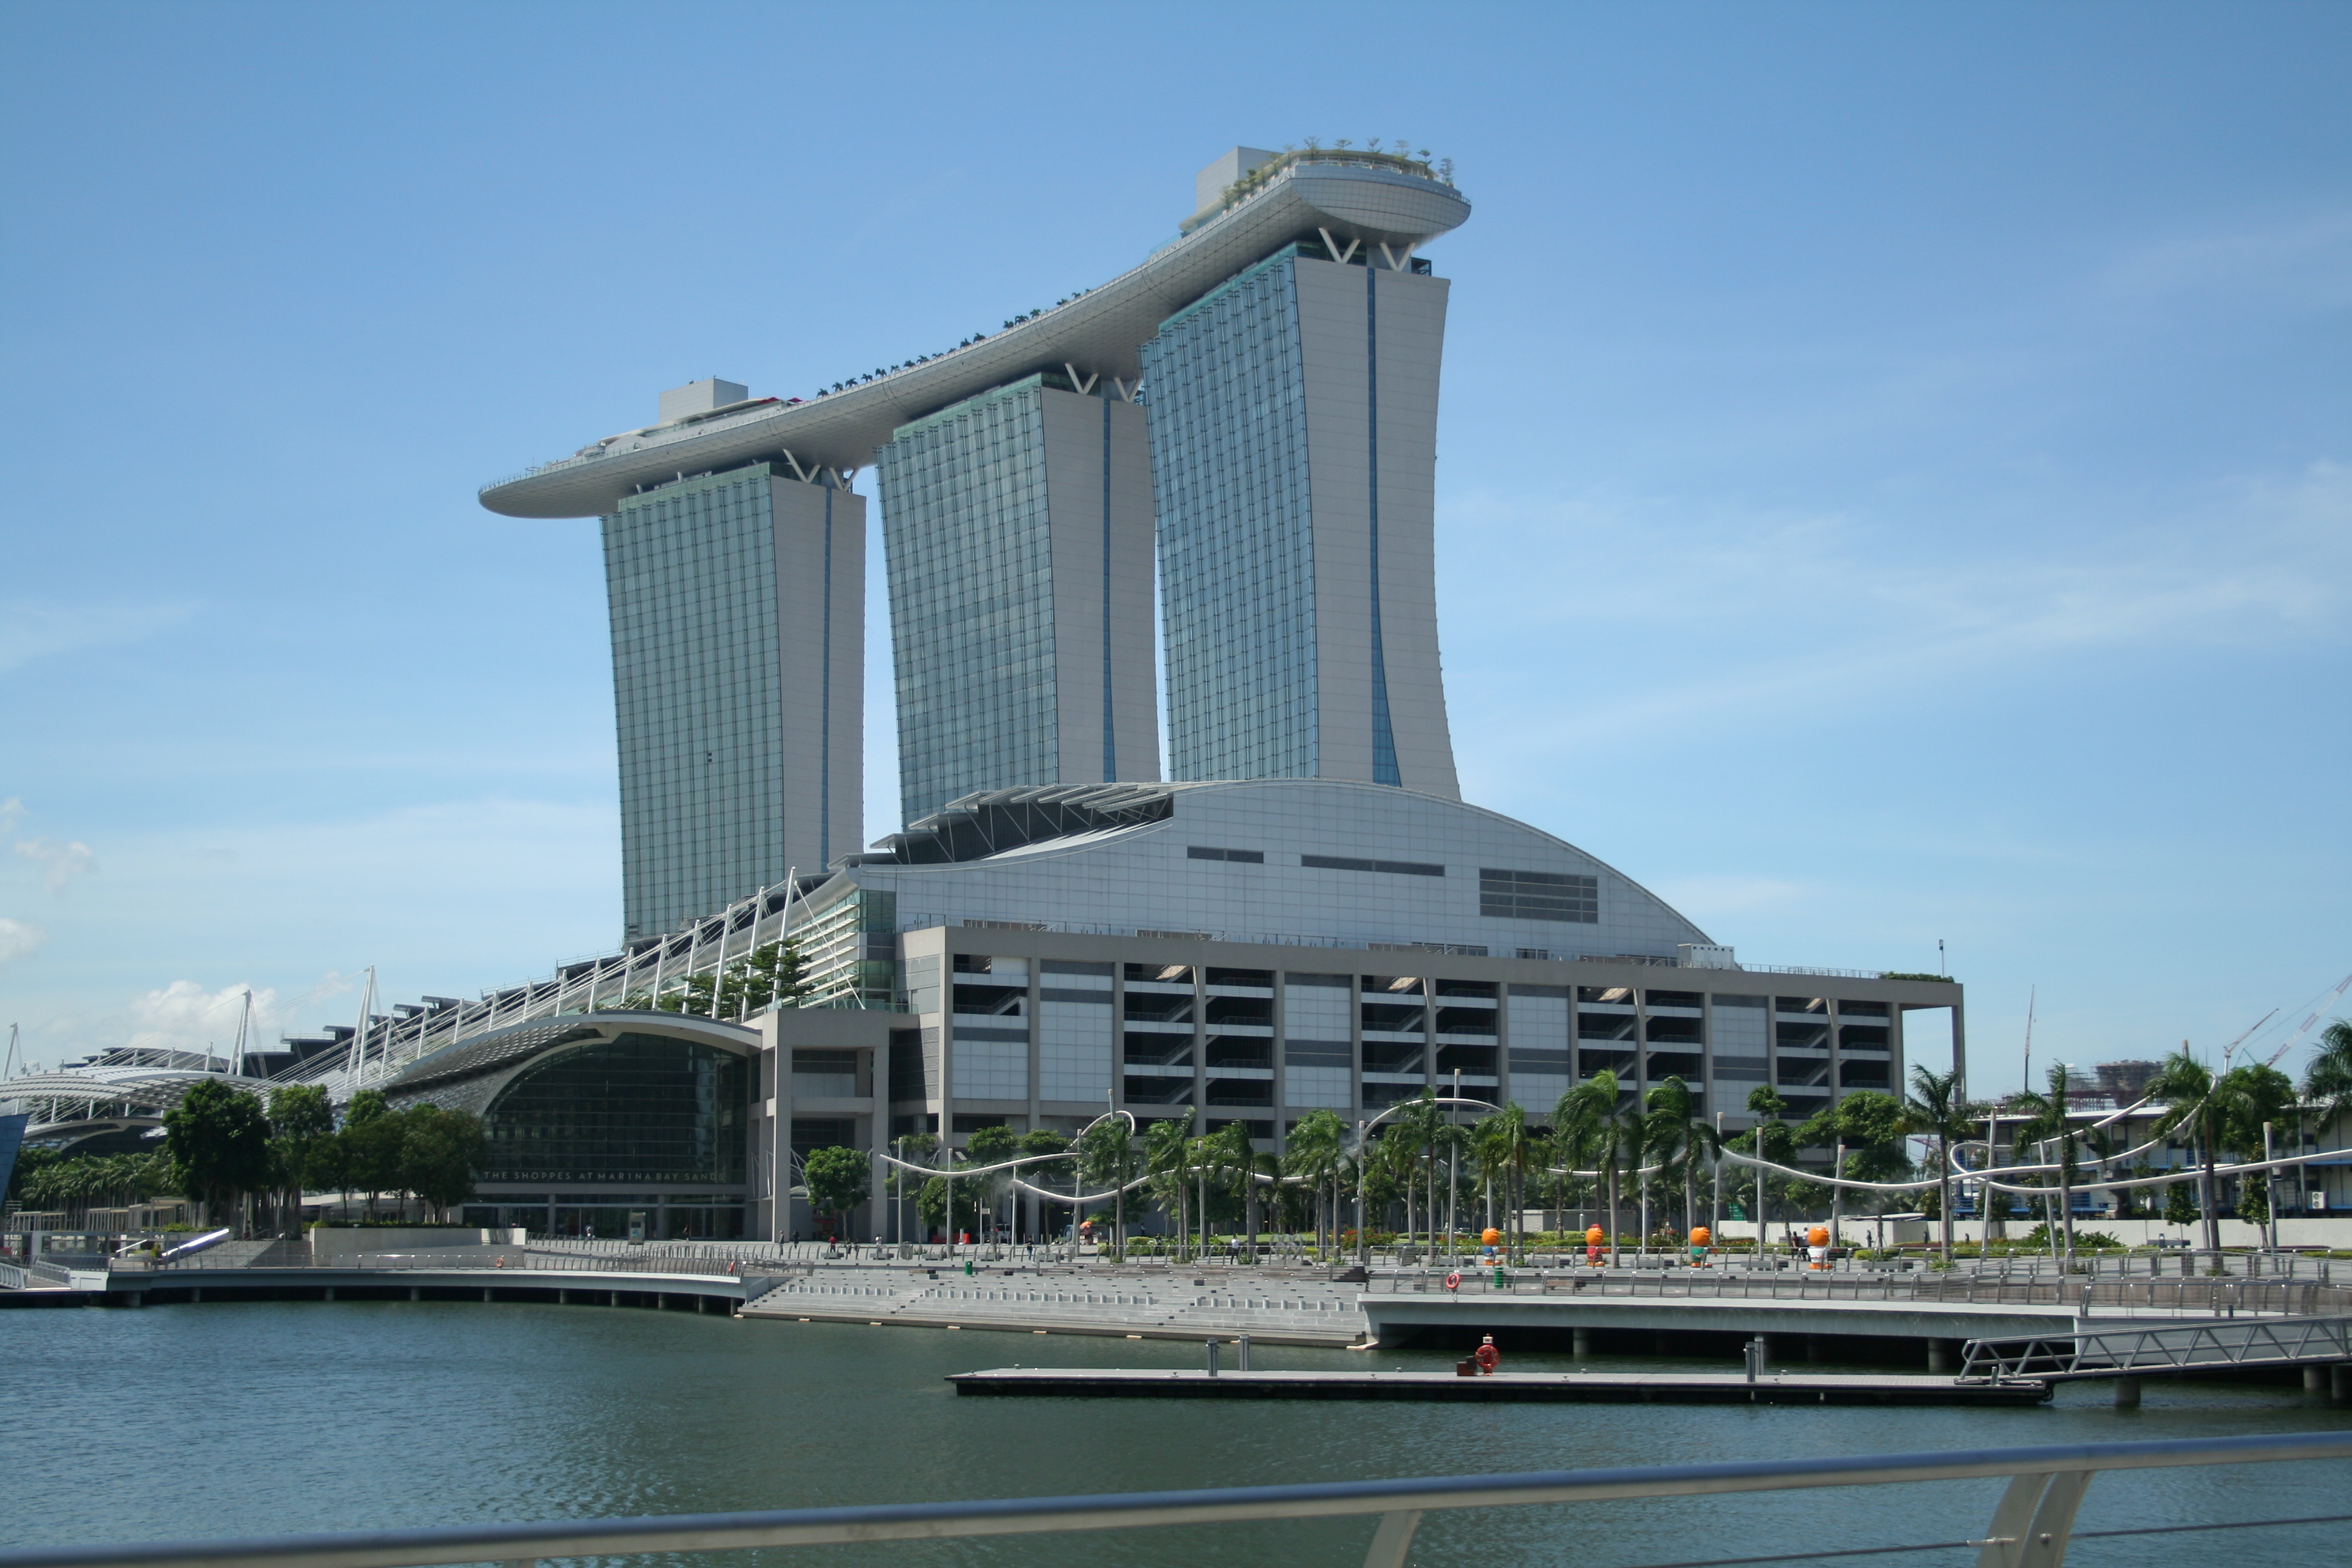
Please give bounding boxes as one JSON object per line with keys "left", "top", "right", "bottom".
{"left": 810, "top": 288, "right": 1102, "bottom": 400}
{"left": 1194, "top": 139, "right": 1458, "bottom": 229}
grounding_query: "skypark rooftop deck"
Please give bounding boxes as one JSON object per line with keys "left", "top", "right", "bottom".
{"left": 478, "top": 157, "right": 1469, "bottom": 517}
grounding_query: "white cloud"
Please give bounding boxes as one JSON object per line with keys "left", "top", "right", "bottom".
{"left": 1444, "top": 457, "right": 2352, "bottom": 733}
{"left": 2102, "top": 208, "right": 2352, "bottom": 311}
{"left": 122, "top": 979, "right": 291, "bottom": 1059}
{"left": 13, "top": 836, "right": 97, "bottom": 894}
{"left": 0, "top": 600, "right": 195, "bottom": 675}
{"left": 0, "top": 917, "right": 45, "bottom": 965}
{"left": 0, "top": 798, "right": 23, "bottom": 837}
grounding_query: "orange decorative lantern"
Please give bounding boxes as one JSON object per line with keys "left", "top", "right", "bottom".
{"left": 1689, "top": 1227, "right": 1711, "bottom": 1247}
{"left": 1585, "top": 1225, "right": 1605, "bottom": 1244}
{"left": 1481, "top": 1227, "right": 1501, "bottom": 1247}
{"left": 1808, "top": 1226, "right": 1830, "bottom": 1247}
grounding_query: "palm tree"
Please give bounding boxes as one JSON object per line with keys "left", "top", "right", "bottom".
{"left": 1211, "top": 1121, "right": 1273, "bottom": 1260}
{"left": 1556, "top": 1071, "right": 1638, "bottom": 1265}
{"left": 2149, "top": 1048, "right": 2253, "bottom": 1254}
{"left": 1284, "top": 1109, "right": 1348, "bottom": 1258}
{"left": 1141, "top": 1112, "right": 1194, "bottom": 1258}
{"left": 2218, "top": 1063, "right": 2296, "bottom": 1240}
{"left": 1386, "top": 1090, "right": 1449, "bottom": 1257}
{"left": 1644, "top": 1075, "right": 1717, "bottom": 1246}
{"left": 1078, "top": 1115, "right": 1141, "bottom": 1258}
{"left": 2304, "top": 1019, "right": 2352, "bottom": 1130}
{"left": 1904, "top": 1065, "right": 1975, "bottom": 1264}
{"left": 1472, "top": 1104, "right": 1535, "bottom": 1262}
{"left": 2006, "top": 1063, "right": 2082, "bottom": 1263}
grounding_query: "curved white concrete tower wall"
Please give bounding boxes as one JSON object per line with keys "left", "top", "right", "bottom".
{"left": 1143, "top": 242, "right": 1460, "bottom": 797}
{"left": 605, "top": 459, "right": 863, "bottom": 941}
{"left": 877, "top": 374, "right": 1160, "bottom": 824}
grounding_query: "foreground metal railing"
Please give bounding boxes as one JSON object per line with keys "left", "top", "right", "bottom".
{"left": 1960, "top": 1315, "right": 2352, "bottom": 1382}
{"left": 1, "top": 1431, "right": 2344, "bottom": 1568}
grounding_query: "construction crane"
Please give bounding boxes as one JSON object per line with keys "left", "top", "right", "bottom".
{"left": 2260, "top": 971, "right": 2352, "bottom": 1068}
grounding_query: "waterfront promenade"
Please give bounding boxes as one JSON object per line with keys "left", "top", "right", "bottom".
{"left": 10, "top": 1238, "right": 2348, "bottom": 1376}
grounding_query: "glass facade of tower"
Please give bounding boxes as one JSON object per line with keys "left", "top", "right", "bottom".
{"left": 1142, "top": 252, "right": 1324, "bottom": 782}
{"left": 604, "top": 467, "right": 788, "bottom": 938}
{"left": 879, "top": 378, "right": 1061, "bottom": 823}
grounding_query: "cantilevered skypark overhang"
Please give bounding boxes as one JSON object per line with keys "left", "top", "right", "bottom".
{"left": 476, "top": 159, "right": 1470, "bottom": 519}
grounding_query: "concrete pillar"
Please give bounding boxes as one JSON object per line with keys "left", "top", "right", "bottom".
{"left": 321, "top": 1287, "right": 333, "bottom": 1302}
{"left": 408, "top": 1287, "right": 420, "bottom": 1302}
{"left": 482, "top": 1287, "right": 493, "bottom": 1302}
{"left": 1572, "top": 1327, "right": 1593, "bottom": 1356}
{"left": 609, "top": 1291, "right": 620, "bottom": 1307}
{"left": 2332, "top": 1364, "right": 2351, "bottom": 1403}
{"left": 2305, "top": 1366, "right": 2329, "bottom": 1394}
{"left": 1927, "top": 1339, "right": 1950, "bottom": 1373}
{"left": 1807, "top": 1334, "right": 1828, "bottom": 1364}
{"left": 2114, "top": 1375, "right": 2141, "bottom": 1407}
{"left": 558, "top": 1289, "right": 569, "bottom": 1305}
{"left": 190, "top": 1288, "right": 202, "bottom": 1303}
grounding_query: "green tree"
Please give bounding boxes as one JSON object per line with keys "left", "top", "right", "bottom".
{"left": 1473, "top": 1102, "right": 1537, "bottom": 1260}
{"left": 1728, "top": 1085, "right": 1798, "bottom": 1252}
{"left": 1906, "top": 1065, "right": 1977, "bottom": 1263}
{"left": 2149, "top": 1050, "right": 2221, "bottom": 1252}
{"left": 1212, "top": 1120, "right": 1278, "bottom": 1260}
{"left": 2005, "top": 1064, "right": 2083, "bottom": 1260}
{"left": 800, "top": 1145, "right": 869, "bottom": 1239}
{"left": 1141, "top": 1111, "right": 1196, "bottom": 1256}
{"left": 1283, "top": 1109, "right": 1348, "bottom": 1257}
{"left": 2151, "top": 1051, "right": 2293, "bottom": 1252}
{"left": 162, "top": 1079, "right": 273, "bottom": 1230}
{"left": 2302, "top": 1019, "right": 2352, "bottom": 1126}
{"left": 886, "top": 1132, "right": 938, "bottom": 1243}
{"left": 2163, "top": 1176, "right": 2201, "bottom": 1231}
{"left": 267, "top": 1085, "right": 335, "bottom": 1230}
{"left": 1014, "top": 1128, "right": 1071, "bottom": 1243}
{"left": 962, "top": 1125, "right": 1018, "bottom": 1243}
{"left": 657, "top": 941, "right": 815, "bottom": 1019}
{"left": 7, "top": 1144, "right": 65, "bottom": 1207}
{"left": 1078, "top": 1114, "right": 1143, "bottom": 1256}
{"left": 398, "top": 1105, "right": 485, "bottom": 1222}
{"left": 338, "top": 1090, "right": 404, "bottom": 1220}
{"left": 915, "top": 1172, "right": 979, "bottom": 1236}
{"left": 2218, "top": 1062, "right": 2293, "bottom": 1238}
{"left": 20, "top": 1152, "right": 170, "bottom": 1227}
{"left": 1556, "top": 1071, "right": 1637, "bottom": 1264}
{"left": 1643, "top": 1076, "right": 1718, "bottom": 1242}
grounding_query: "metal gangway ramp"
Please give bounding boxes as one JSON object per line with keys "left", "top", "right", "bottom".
{"left": 1961, "top": 1313, "right": 2352, "bottom": 1387}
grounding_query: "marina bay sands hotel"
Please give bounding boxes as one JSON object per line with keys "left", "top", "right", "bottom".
{"left": 353, "top": 146, "right": 1955, "bottom": 1240}
{"left": 485, "top": 146, "right": 1469, "bottom": 941}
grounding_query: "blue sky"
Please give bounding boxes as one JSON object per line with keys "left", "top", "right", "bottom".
{"left": 2, "top": 3, "right": 2345, "bottom": 1094}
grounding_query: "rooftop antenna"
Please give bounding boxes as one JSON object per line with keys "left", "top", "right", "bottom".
{"left": 1938, "top": 939, "right": 1946, "bottom": 977}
